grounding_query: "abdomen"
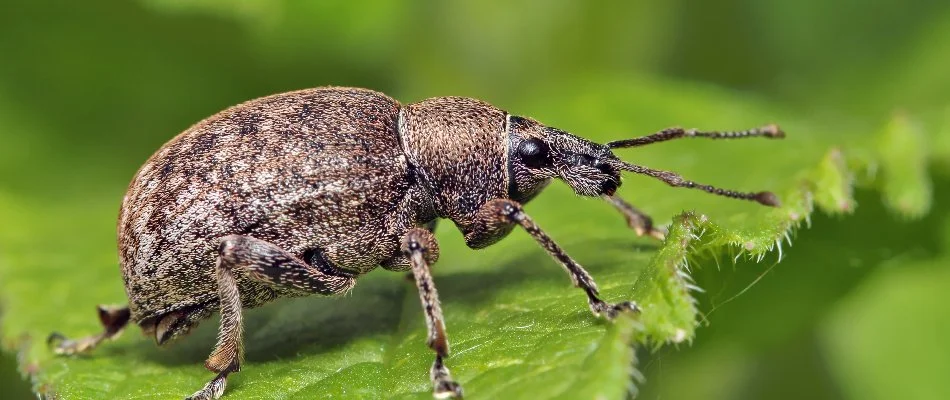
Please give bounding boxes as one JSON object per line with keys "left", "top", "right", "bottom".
{"left": 118, "top": 87, "right": 414, "bottom": 323}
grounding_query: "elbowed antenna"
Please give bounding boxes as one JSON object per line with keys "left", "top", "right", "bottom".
{"left": 606, "top": 124, "right": 784, "bottom": 148}
{"left": 608, "top": 159, "right": 781, "bottom": 207}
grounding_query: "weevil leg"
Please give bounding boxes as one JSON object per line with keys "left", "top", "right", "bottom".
{"left": 47, "top": 305, "right": 130, "bottom": 355}
{"left": 603, "top": 195, "right": 667, "bottom": 241}
{"left": 466, "top": 199, "right": 639, "bottom": 320}
{"left": 401, "top": 228, "right": 463, "bottom": 399}
{"left": 399, "top": 219, "right": 440, "bottom": 280}
{"left": 186, "top": 235, "right": 356, "bottom": 400}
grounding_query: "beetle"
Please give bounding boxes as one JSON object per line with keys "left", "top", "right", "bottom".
{"left": 48, "top": 86, "right": 783, "bottom": 399}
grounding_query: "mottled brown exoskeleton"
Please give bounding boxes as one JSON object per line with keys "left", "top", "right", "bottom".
{"left": 48, "top": 87, "right": 783, "bottom": 399}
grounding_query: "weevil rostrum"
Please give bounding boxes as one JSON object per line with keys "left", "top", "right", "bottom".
{"left": 47, "top": 87, "right": 783, "bottom": 399}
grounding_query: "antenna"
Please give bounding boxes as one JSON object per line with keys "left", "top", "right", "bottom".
{"left": 606, "top": 124, "right": 783, "bottom": 148}
{"left": 609, "top": 159, "right": 780, "bottom": 207}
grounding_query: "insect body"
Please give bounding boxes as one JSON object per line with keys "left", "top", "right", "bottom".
{"left": 48, "top": 87, "right": 783, "bottom": 399}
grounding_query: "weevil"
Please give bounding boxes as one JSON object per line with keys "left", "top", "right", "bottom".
{"left": 47, "top": 87, "right": 783, "bottom": 399}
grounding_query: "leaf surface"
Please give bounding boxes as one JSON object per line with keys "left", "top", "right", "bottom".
{"left": 1, "top": 73, "right": 935, "bottom": 399}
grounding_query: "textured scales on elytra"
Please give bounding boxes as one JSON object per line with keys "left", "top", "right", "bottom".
{"left": 47, "top": 86, "right": 784, "bottom": 399}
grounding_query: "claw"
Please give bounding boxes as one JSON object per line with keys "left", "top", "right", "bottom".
{"left": 47, "top": 332, "right": 66, "bottom": 346}
{"left": 47, "top": 332, "right": 99, "bottom": 355}
{"left": 186, "top": 372, "right": 228, "bottom": 400}
{"left": 433, "top": 380, "right": 463, "bottom": 399}
{"left": 430, "top": 355, "right": 463, "bottom": 399}
{"left": 636, "top": 226, "right": 667, "bottom": 241}
{"left": 590, "top": 299, "right": 640, "bottom": 320}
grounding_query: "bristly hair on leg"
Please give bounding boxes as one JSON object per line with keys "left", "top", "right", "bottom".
{"left": 607, "top": 159, "right": 781, "bottom": 207}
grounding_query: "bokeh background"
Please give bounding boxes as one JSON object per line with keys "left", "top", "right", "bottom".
{"left": 1, "top": 1, "right": 948, "bottom": 399}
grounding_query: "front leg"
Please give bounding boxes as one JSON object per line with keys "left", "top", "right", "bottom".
{"left": 604, "top": 195, "right": 667, "bottom": 241}
{"left": 401, "top": 228, "right": 463, "bottom": 399}
{"left": 466, "top": 199, "right": 638, "bottom": 319}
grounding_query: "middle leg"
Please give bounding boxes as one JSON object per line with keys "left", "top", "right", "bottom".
{"left": 603, "top": 195, "right": 667, "bottom": 241}
{"left": 401, "top": 227, "right": 463, "bottom": 399}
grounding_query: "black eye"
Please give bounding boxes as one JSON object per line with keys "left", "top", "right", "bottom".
{"left": 518, "top": 138, "right": 550, "bottom": 168}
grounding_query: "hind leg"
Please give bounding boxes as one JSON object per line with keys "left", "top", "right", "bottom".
{"left": 48, "top": 305, "right": 131, "bottom": 355}
{"left": 186, "top": 235, "right": 356, "bottom": 400}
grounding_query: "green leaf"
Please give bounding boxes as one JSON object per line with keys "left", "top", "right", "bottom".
{"left": 636, "top": 175, "right": 950, "bottom": 400}
{"left": 0, "top": 73, "right": 936, "bottom": 399}
{"left": 875, "top": 112, "right": 932, "bottom": 217}
{"left": 819, "top": 232, "right": 950, "bottom": 400}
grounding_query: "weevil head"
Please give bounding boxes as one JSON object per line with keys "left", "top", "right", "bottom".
{"left": 507, "top": 116, "right": 621, "bottom": 200}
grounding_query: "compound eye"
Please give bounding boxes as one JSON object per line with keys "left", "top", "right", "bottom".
{"left": 518, "top": 138, "right": 551, "bottom": 168}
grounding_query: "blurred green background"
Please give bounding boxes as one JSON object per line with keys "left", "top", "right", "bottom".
{"left": 1, "top": 1, "right": 948, "bottom": 399}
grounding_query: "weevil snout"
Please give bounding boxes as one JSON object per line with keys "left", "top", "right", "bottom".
{"left": 563, "top": 151, "right": 623, "bottom": 196}
{"left": 507, "top": 116, "right": 627, "bottom": 199}
{"left": 594, "top": 158, "right": 621, "bottom": 196}
{"left": 552, "top": 145, "right": 624, "bottom": 197}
